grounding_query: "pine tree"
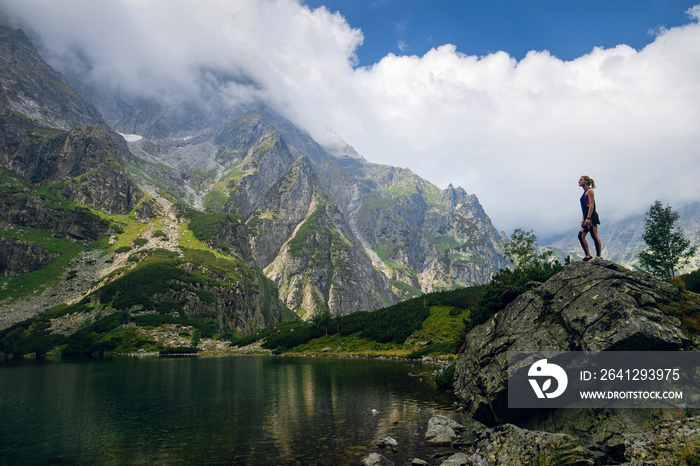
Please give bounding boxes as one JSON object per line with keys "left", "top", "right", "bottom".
{"left": 637, "top": 201, "right": 696, "bottom": 279}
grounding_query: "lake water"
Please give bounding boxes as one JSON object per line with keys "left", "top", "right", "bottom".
{"left": 0, "top": 356, "right": 471, "bottom": 465}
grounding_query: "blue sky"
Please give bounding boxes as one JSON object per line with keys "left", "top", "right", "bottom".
{"left": 303, "top": 0, "right": 700, "bottom": 64}
{"left": 2, "top": 0, "right": 700, "bottom": 237}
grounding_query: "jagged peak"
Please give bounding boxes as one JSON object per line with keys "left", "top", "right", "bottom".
{"left": 438, "top": 183, "right": 472, "bottom": 209}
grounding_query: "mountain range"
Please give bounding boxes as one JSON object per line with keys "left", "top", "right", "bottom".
{"left": 2, "top": 21, "right": 697, "bottom": 341}
{"left": 0, "top": 23, "right": 507, "bottom": 335}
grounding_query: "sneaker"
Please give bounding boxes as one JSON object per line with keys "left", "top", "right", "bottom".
{"left": 583, "top": 256, "right": 593, "bottom": 262}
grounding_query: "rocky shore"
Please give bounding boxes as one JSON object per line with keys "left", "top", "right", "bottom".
{"left": 360, "top": 413, "right": 700, "bottom": 465}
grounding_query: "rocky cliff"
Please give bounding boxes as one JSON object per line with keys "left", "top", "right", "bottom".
{"left": 453, "top": 260, "right": 700, "bottom": 463}
{"left": 0, "top": 24, "right": 106, "bottom": 130}
{"left": 122, "top": 108, "right": 507, "bottom": 319}
{"left": 0, "top": 23, "right": 290, "bottom": 339}
{"left": 0, "top": 19, "right": 508, "bottom": 341}
{"left": 0, "top": 23, "right": 142, "bottom": 215}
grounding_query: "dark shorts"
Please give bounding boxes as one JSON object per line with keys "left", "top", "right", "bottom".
{"left": 581, "top": 216, "right": 600, "bottom": 232}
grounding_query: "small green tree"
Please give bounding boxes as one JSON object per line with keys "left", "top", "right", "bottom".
{"left": 503, "top": 228, "right": 552, "bottom": 268}
{"left": 637, "top": 201, "right": 697, "bottom": 280}
{"left": 190, "top": 330, "right": 201, "bottom": 349}
{"left": 313, "top": 309, "right": 333, "bottom": 335}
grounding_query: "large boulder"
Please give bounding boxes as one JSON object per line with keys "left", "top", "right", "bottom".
{"left": 454, "top": 260, "right": 699, "bottom": 427}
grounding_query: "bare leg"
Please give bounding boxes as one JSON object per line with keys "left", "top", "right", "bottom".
{"left": 590, "top": 225, "right": 602, "bottom": 258}
{"left": 578, "top": 229, "right": 591, "bottom": 258}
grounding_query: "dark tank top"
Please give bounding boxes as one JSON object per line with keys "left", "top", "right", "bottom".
{"left": 580, "top": 188, "right": 600, "bottom": 225}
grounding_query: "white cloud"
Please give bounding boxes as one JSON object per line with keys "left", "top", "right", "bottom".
{"left": 1, "top": 0, "right": 699, "bottom": 237}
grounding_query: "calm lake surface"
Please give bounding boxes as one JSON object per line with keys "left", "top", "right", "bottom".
{"left": 0, "top": 356, "right": 471, "bottom": 465}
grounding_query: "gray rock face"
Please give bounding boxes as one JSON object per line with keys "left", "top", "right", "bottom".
{"left": 246, "top": 155, "right": 321, "bottom": 268}
{"left": 264, "top": 194, "right": 394, "bottom": 319}
{"left": 0, "top": 24, "right": 106, "bottom": 130}
{"left": 1, "top": 25, "right": 141, "bottom": 215}
{"left": 0, "top": 115, "right": 127, "bottom": 179}
{"left": 329, "top": 167, "right": 508, "bottom": 299}
{"left": 0, "top": 238, "right": 58, "bottom": 277}
{"left": 0, "top": 191, "right": 113, "bottom": 241}
{"left": 0, "top": 26, "right": 143, "bottom": 227}
{"left": 221, "top": 119, "right": 298, "bottom": 219}
{"left": 224, "top": 115, "right": 507, "bottom": 316}
{"left": 454, "top": 260, "right": 698, "bottom": 426}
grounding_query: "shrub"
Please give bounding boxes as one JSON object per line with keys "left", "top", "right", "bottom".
{"left": 660, "top": 290, "right": 700, "bottom": 335}
{"left": 191, "top": 330, "right": 201, "bottom": 348}
{"left": 465, "top": 261, "right": 563, "bottom": 332}
{"left": 257, "top": 283, "right": 483, "bottom": 353}
{"left": 160, "top": 347, "right": 199, "bottom": 355}
{"left": 680, "top": 268, "right": 700, "bottom": 294}
{"left": 131, "top": 314, "right": 180, "bottom": 327}
{"left": 95, "top": 256, "right": 201, "bottom": 310}
{"left": 407, "top": 342, "right": 455, "bottom": 359}
{"left": 261, "top": 323, "right": 325, "bottom": 351}
{"left": 73, "top": 207, "right": 108, "bottom": 240}
{"left": 0, "top": 320, "right": 66, "bottom": 357}
{"left": 435, "top": 363, "right": 456, "bottom": 390}
{"left": 60, "top": 314, "right": 129, "bottom": 357}
{"left": 187, "top": 210, "right": 240, "bottom": 244}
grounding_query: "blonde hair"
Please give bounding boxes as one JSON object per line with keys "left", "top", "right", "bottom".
{"left": 582, "top": 176, "right": 596, "bottom": 189}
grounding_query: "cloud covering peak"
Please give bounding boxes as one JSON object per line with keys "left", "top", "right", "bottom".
{"left": 2, "top": 0, "right": 699, "bottom": 235}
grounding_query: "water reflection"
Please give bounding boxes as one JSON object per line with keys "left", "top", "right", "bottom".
{"left": 0, "top": 356, "right": 469, "bottom": 465}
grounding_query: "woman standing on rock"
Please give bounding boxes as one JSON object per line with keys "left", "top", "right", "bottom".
{"left": 578, "top": 176, "right": 602, "bottom": 261}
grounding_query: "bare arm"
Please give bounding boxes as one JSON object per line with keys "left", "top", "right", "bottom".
{"left": 585, "top": 189, "right": 595, "bottom": 228}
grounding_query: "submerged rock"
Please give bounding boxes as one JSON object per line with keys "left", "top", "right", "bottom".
{"left": 425, "top": 415, "right": 465, "bottom": 447}
{"left": 438, "top": 452, "right": 470, "bottom": 466}
{"left": 361, "top": 452, "right": 394, "bottom": 466}
{"left": 376, "top": 436, "right": 398, "bottom": 448}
